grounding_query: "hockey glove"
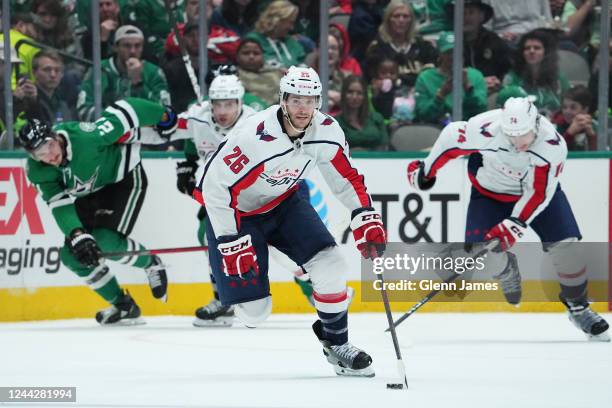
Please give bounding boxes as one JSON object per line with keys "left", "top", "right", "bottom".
{"left": 407, "top": 160, "right": 436, "bottom": 191}
{"left": 217, "top": 234, "right": 259, "bottom": 279}
{"left": 484, "top": 217, "right": 526, "bottom": 252}
{"left": 156, "top": 106, "right": 178, "bottom": 139}
{"left": 350, "top": 208, "right": 387, "bottom": 259}
{"left": 68, "top": 228, "right": 101, "bottom": 267}
{"left": 176, "top": 160, "right": 198, "bottom": 195}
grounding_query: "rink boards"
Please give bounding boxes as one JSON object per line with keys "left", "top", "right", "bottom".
{"left": 0, "top": 153, "right": 610, "bottom": 320}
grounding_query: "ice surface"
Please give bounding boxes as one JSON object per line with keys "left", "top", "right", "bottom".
{"left": 1, "top": 313, "right": 611, "bottom": 408}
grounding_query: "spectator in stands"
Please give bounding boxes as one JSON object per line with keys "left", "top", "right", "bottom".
{"left": 501, "top": 29, "right": 569, "bottom": 116}
{"left": 336, "top": 75, "right": 389, "bottom": 151}
{"left": 366, "top": 0, "right": 437, "bottom": 88}
{"left": 419, "top": 0, "right": 453, "bottom": 35}
{"left": 80, "top": 0, "right": 123, "bottom": 61}
{"left": 483, "top": 0, "right": 553, "bottom": 44}
{"left": 0, "top": 44, "right": 32, "bottom": 141}
{"left": 446, "top": 0, "right": 511, "bottom": 93}
{"left": 348, "top": 0, "right": 385, "bottom": 64}
{"left": 494, "top": 84, "right": 529, "bottom": 107}
{"left": 77, "top": 25, "right": 171, "bottom": 121}
{"left": 123, "top": 0, "right": 186, "bottom": 63}
{"left": 552, "top": 85, "right": 597, "bottom": 150}
{"left": 291, "top": 0, "right": 319, "bottom": 47}
{"left": 330, "top": 22, "right": 363, "bottom": 76}
{"left": 31, "top": 0, "right": 79, "bottom": 54}
{"left": 414, "top": 31, "right": 487, "bottom": 125}
{"left": 164, "top": 0, "right": 240, "bottom": 66}
{"left": 588, "top": 39, "right": 612, "bottom": 114}
{"left": 244, "top": 0, "right": 305, "bottom": 69}
{"left": 558, "top": 0, "right": 599, "bottom": 64}
{"left": 29, "top": 50, "right": 76, "bottom": 124}
{"left": 0, "top": 13, "right": 40, "bottom": 87}
{"left": 210, "top": 0, "right": 259, "bottom": 36}
{"left": 307, "top": 34, "right": 350, "bottom": 116}
{"left": 163, "top": 22, "right": 201, "bottom": 112}
{"left": 236, "top": 38, "right": 283, "bottom": 107}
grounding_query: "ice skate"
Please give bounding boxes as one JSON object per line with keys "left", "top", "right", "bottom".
{"left": 313, "top": 320, "right": 374, "bottom": 377}
{"left": 145, "top": 255, "right": 168, "bottom": 302}
{"left": 493, "top": 252, "right": 521, "bottom": 305}
{"left": 96, "top": 291, "right": 144, "bottom": 326}
{"left": 561, "top": 296, "right": 610, "bottom": 342}
{"left": 193, "top": 299, "right": 235, "bottom": 327}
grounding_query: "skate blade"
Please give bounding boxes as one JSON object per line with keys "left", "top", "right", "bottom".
{"left": 102, "top": 317, "right": 146, "bottom": 326}
{"left": 192, "top": 316, "right": 234, "bottom": 328}
{"left": 587, "top": 331, "right": 611, "bottom": 342}
{"left": 334, "top": 365, "right": 375, "bottom": 378}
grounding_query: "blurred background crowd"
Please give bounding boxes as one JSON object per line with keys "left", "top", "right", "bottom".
{"left": 0, "top": 0, "right": 610, "bottom": 151}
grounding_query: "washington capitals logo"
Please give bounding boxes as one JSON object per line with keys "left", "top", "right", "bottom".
{"left": 480, "top": 122, "right": 493, "bottom": 138}
{"left": 321, "top": 117, "right": 333, "bottom": 126}
{"left": 546, "top": 131, "right": 562, "bottom": 145}
{"left": 256, "top": 121, "right": 276, "bottom": 142}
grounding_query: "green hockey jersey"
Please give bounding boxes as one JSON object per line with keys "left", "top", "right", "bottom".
{"left": 26, "top": 98, "right": 165, "bottom": 236}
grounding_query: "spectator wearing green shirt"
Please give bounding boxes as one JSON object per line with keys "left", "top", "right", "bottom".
{"left": 336, "top": 76, "right": 389, "bottom": 151}
{"left": 414, "top": 31, "right": 487, "bottom": 125}
{"left": 501, "top": 29, "right": 569, "bottom": 117}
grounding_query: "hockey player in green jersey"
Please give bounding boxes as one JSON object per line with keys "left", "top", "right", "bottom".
{"left": 19, "top": 97, "right": 178, "bottom": 325}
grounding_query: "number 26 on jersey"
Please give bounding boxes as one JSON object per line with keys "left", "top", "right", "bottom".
{"left": 223, "top": 146, "right": 250, "bottom": 174}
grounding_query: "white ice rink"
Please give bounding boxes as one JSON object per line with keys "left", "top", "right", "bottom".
{"left": 1, "top": 313, "right": 611, "bottom": 408}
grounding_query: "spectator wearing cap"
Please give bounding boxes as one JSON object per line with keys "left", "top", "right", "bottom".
{"left": 446, "top": 0, "right": 511, "bottom": 94}
{"left": 414, "top": 31, "right": 487, "bottom": 125}
{"left": 77, "top": 25, "right": 171, "bottom": 121}
{"left": 80, "top": 0, "right": 124, "bottom": 61}
{"left": 0, "top": 13, "right": 40, "bottom": 88}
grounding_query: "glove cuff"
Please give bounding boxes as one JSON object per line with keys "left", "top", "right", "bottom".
{"left": 417, "top": 162, "right": 436, "bottom": 190}
{"left": 507, "top": 217, "right": 527, "bottom": 228}
{"left": 350, "top": 209, "right": 381, "bottom": 230}
{"left": 217, "top": 234, "right": 252, "bottom": 255}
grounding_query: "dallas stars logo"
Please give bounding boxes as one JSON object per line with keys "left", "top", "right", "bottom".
{"left": 66, "top": 168, "right": 99, "bottom": 196}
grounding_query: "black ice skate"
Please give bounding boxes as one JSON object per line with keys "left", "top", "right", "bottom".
{"left": 561, "top": 296, "right": 610, "bottom": 342}
{"left": 193, "top": 299, "right": 235, "bottom": 327}
{"left": 493, "top": 252, "right": 521, "bottom": 305}
{"left": 145, "top": 255, "right": 168, "bottom": 302}
{"left": 313, "top": 320, "right": 374, "bottom": 377}
{"left": 96, "top": 290, "right": 144, "bottom": 325}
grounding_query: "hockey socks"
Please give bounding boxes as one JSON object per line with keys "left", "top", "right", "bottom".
{"left": 315, "top": 309, "right": 348, "bottom": 345}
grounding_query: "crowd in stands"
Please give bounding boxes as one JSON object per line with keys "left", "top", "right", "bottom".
{"left": 1, "top": 0, "right": 610, "bottom": 151}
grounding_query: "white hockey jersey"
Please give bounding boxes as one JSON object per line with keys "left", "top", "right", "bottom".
{"left": 423, "top": 109, "right": 567, "bottom": 225}
{"left": 195, "top": 106, "right": 372, "bottom": 237}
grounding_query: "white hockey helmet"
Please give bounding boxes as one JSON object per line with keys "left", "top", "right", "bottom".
{"left": 279, "top": 66, "right": 322, "bottom": 109}
{"left": 209, "top": 74, "right": 245, "bottom": 101}
{"left": 501, "top": 97, "right": 539, "bottom": 137}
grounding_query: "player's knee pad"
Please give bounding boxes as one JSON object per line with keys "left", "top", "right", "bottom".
{"left": 546, "top": 237, "right": 586, "bottom": 286}
{"left": 235, "top": 296, "right": 272, "bottom": 328}
{"left": 302, "top": 245, "right": 347, "bottom": 295}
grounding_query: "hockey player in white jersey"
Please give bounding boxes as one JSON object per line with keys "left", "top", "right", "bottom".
{"left": 407, "top": 97, "right": 609, "bottom": 341}
{"left": 150, "top": 74, "right": 323, "bottom": 326}
{"left": 194, "top": 66, "right": 386, "bottom": 376}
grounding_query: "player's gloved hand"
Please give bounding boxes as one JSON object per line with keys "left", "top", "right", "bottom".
{"left": 484, "top": 217, "right": 526, "bottom": 252}
{"left": 156, "top": 106, "right": 178, "bottom": 139}
{"left": 176, "top": 160, "right": 198, "bottom": 195}
{"left": 217, "top": 234, "right": 259, "bottom": 279}
{"left": 350, "top": 208, "right": 387, "bottom": 259}
{"left": 406, "top": 160, "right": 436, "bottom": 191}
{"left": 68, "top": 228, "right": 101, "bottom": 267}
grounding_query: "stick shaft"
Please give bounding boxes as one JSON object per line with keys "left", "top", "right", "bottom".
{"left": 102, "top": 245, "right": 208, "bottom": 258}
{"left": 380, "top": 272, "right": 409, "bottom": 388}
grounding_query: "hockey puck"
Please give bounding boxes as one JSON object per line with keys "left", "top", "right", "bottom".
{"left": 386, "top": 383, "right": 404, "bottom": 390}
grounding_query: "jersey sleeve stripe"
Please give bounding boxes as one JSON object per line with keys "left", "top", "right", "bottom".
{"left": 114, "top": 100, "right": 139, "bottom": 128}
{"left": 329, "top": 147, "right": 371, "bottom": 207}
{"left": 105, "top": 106, "right": 131, "bottom": 133}
{"left": 517, "top": 164, "right": 550, "bottom": 222}
{"left": 49, "top": 196, "right": 72, "bottom": 210}
{"left": 428, "top": 147, "right": 479, "bottom": 178}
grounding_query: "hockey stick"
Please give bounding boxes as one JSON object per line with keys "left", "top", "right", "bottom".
{"left": 163, "top": 0, "right": 202, "bottom": 102}
{"left": 102, "top": 245, "right": 208, "bottom": 258}
{"left": 384, "top": 239, "right": 499, "bottom": 332}
{"left": 380, "top": 271, "right": 409, "bottom": 390}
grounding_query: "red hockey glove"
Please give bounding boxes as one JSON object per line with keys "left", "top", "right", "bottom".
{"left": 406, "top": 160, "right": 436, "bottom": 191}
{"left": 484, "top": 218, "right": 526, "bottom": 252}
{"left": 350, "top": 208, "right": 387, "bottom": 259}
{"left": 217, "top": 234, "right": 259, "bottom": 278}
